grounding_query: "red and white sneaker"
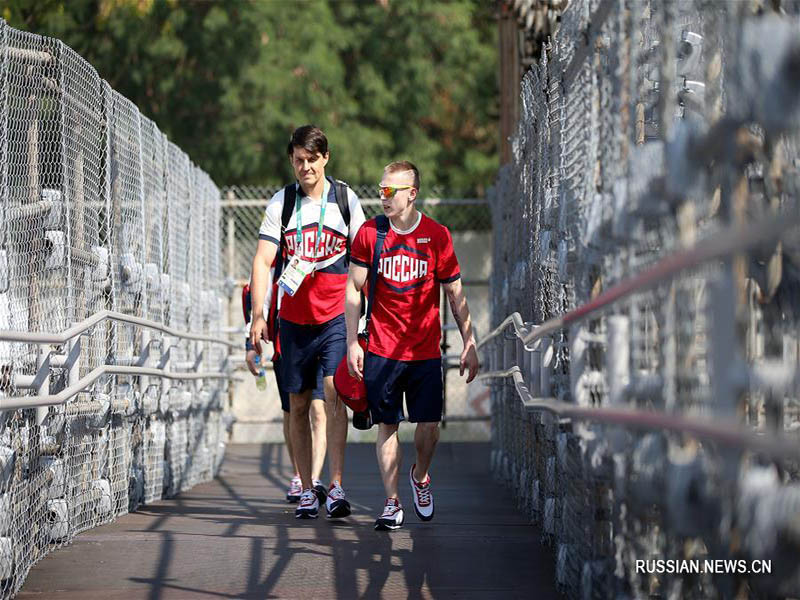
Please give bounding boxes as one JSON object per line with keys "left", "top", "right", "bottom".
{"left": 409, "top": 464, "right": 434, "bottom": 521}
{"left": 374, "top": 498, "right": 404, "bottom": 531}
{"left": 295, "top": 489, "right": 319, "bottom": 519}
{"left": 286, "top": 475, "right": 302, "bottom": 503}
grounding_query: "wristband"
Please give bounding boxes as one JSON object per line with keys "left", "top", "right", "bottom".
{"left": 245, "top": 337, "right": 254, "bottom": 351}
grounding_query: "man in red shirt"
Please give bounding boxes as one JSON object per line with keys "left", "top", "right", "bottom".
{"left": 251, "top": 126, "right": 365, "bottom": 519}
{"left": 345, "top": 161, "right": 479, "bottom": 530}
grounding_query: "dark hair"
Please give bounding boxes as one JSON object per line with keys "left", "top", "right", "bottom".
{"left": 287, "top": 125, "right": 328, "bottom": 157}
{"left": 384, "top": 160, "right": 420, "bottom": 190}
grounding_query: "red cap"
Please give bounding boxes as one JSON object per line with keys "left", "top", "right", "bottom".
{"left": 333, "top": 337, "right": 368, "bottom": 412}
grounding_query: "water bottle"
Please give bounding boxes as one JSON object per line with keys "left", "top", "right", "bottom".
{"left": 254, "top": 354, "right": 267, "bottom": 391}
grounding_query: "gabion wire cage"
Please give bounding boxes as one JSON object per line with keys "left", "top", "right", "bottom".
{"left": 0, "top": 19, "right": 231, "bottom": 598}
{"left": 488, "top": 2, "right": 800, "bottom": 598}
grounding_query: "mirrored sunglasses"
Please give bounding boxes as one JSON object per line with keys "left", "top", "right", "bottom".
{"left": 378, "top": 184, "right": 416, "bottom": 199}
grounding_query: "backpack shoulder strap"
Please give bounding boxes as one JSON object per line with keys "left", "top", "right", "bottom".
{"left": 280, "top": 184, "right": 296, "bottom": 231}
{"left": 364, "top": 215, "right": 390, "bottom": 341}
{"left": 275, "top": 184, "right": 296, "bottom": 278}
{"left": 334, "top": 179, "right": 352, "bottom": 257}
{"left": 374, "top": 214, "right": 390, "bottom": 238}
{"left": 334, "top": 180, "right": 351, "bottom": 227}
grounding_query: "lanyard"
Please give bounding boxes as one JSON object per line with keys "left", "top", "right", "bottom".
{"left": 294, "top": 179, "right": 329, "bottom": 260}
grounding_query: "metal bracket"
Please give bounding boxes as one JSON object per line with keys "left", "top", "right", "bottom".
{"left": 91, "top": 246, "right": 109, "bottom": 282}
{"left": 44, "top": 231, "right": 66, "bottom": 270}
{"left": 13, "top": 351, "right": 51, "bottom": 391}
{"left": 120, "top": 253, "right": 142, "bottom": 288}
{"left": 42, "top": 189, "right": 64, "bottom": 230}
{"left": 677, "top": 30, "right": 703, "bottom": 77}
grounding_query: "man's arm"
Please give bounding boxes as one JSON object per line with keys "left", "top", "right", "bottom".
{"left": 345, "top": 262, "right": 368, "bottom": 379}
{"left": 249, "top": 239, "right": 278, "bottom": 355}
{"left": 442, "top": 278, "right": 479, "bottom": 383}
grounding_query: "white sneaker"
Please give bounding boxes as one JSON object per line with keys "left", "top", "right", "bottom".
{"left": 295, "top": 489, "right": 319, "bottom": 519}
{"left": 409, "top": 464, "right": 434, "bottom": 521}
{"left": 374, "top": 498, "right": 404, "bottom": 531}
{"left": 325, "top": 481, "right": 351, "bottom": 519}
{"left": 286, "top": 475, "right": 302, "bottom": 503}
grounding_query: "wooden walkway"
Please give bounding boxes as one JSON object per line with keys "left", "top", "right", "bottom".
{"left": 19, "top": 442, "right": 557, "bottom": 599}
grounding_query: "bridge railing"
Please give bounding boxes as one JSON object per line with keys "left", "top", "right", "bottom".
{"left": 0, "top": 19, "right": 231, "bottom": 597}
{"left": 485, "top": 1, "right": 800, "bottom": 597}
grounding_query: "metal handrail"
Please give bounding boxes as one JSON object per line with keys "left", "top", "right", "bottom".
{"left": 479, "top": 211, "right": 800, "bottom": 350}
{"left": 477, "top": 211, "right": 800, "bottom": 460}
{"left": 476, "top": 312, "right": 532, "bottom": 350}
{"left": 0, "top": 309, "right": 237, "bottom": 347}
{"left": 0, "top": 365, "right": 229, "bottom": 410}
{"left": 477, "top": 367, "right": 800, "bottom": 462}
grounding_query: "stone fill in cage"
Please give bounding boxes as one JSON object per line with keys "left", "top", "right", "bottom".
{"left": 486, "top": 1, "right": 800, "bottom": 598}
{"left": 0, "top": 19, "right": 231, "bottom": 598}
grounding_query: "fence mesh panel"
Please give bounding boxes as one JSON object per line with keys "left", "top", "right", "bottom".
{"left": 489, "top": 2, "right": 800, "bottom": 598}
{"left": 220, "top": 184, "right": 490, "bottom": 284}
{"left": 0, "top": 19, "right": 230, "bottom": 597}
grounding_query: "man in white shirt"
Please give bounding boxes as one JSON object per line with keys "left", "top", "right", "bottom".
{"left": 250, "top": 125, "right": 365, "bottom": 519}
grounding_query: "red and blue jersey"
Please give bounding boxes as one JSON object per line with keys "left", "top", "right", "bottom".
{"left": 350, "top": 212, "right": 460, "bottom": 361}
{"left": 259, "top": 177, "right": 365, "bottom": 325}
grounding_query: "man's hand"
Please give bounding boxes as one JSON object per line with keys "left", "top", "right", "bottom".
{"left": 460, "top": 341, "right": 479, "bottom": 383}
{"left": 245, "top": 349, "right": 259, "bottom": 376}
{"left": 347, "top": 339, "right": 364, "bottom": 381}
{"left": 249, "top": 316, "right": 268, "bottom": 355}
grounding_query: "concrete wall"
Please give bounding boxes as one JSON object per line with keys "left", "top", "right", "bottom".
{"left": 228, "top": 229, "right": 492, "bottom": 443}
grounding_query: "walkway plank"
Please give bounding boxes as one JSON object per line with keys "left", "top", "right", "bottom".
{"left": 19, "top": 442, "right": 557, "bottom": 599}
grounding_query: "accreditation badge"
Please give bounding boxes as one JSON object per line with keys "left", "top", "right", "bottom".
{"left": 277, "top": 256, "right": 315, "bottom": 296}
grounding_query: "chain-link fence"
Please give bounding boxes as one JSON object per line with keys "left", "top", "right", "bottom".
{"left": 221, "top": 185, "right": 493, "bottom": 440}
{"left": 486, "top": 1, "right": 800, "bottom": 598}
{"left": 221, "top": 184, "right": 491, "bottom": 286}
{"left": 0, "top": 19, "right": 230, "bottom": 597}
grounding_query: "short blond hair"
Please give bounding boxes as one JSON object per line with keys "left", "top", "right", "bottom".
{"left": 384, "top": 161, "right": 420, "bottom": 190}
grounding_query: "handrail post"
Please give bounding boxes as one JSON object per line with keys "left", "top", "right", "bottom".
{"left": 140, "top": 329, "right": 151, "bottom": 395}
{"left": 504, "top": 331, "right": 515, "bottom": 369}
{"left": 522, "top": 340, "right": 532, "bottom": 388}
{"left": 161, "top": 335, "right": 173, "bottom": 401}
{"left": 67, "top": 337, "right": 80, "bottom": 391}
{"left": 36, "top": 346, "right": 51, "bottom": 424}
{"left": 540, "top": 336, "right": 552, "bottom": 397}
{"left": 709, "top": 269, "right": 742, "bottom": 490}
{"left": 503, "top": 333, "right": 515, "bottom": 484}
{"left": 495, "top": 341, "right": 503, "bottom": 380}
{"left": 709, "top": 271, "right": 738, "bottom": 421}
{"left": 607, "top": 316, "right": 630, "bottom": 455}
{"left": 192, "top": 339, "right": 202, "bottom": 395}
{"left": 606, "top": 316, "right": 629, "bottom": 407}
{"left": 570, "top": 326, "right": 587, "bottom": 406}
{"left": 529, "top": 324, "right": 541, "bottom": 395}
{"left": 489, "top": 337, "right": 498, "bottom": 475}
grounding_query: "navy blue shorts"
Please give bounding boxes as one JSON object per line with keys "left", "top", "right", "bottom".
{"left": 278, "top": 315, "right": 346, "bottom": 394}
{"left": 273, "top": 357, "right": 324, "bottom": 412}
{"left": 364, "top": 352, "right": 443, "bottom": 425}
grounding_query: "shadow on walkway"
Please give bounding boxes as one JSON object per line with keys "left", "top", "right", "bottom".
{"left": 19, "top": 442, "right": 557, "bottom": 599}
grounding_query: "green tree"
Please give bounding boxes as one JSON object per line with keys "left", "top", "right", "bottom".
{"left": 3, "top": 0, "right": 498, "bottom": 195}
